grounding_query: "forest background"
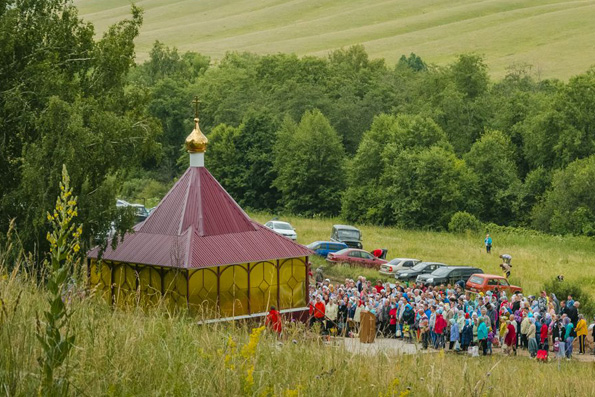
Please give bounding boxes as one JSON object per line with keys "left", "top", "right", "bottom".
{"left": 2, "top": 0, "right": 595, "bottom": 261}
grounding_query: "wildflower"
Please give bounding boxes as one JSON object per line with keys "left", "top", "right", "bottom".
{"left": 241, "top": 326, "right": 265, "bottom": 359}
{"left": 285, "top": 387, "right": 300, "bottom": 397}
{"left": 73, "top": 244, "right": 80, "bottom": 253}
{"left": 244, "top": 364, "right": 254, "bottom": 393}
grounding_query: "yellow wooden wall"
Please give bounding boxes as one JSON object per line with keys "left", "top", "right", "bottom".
{"left": 88, "top": 257, "right": 307, "bottom": 318}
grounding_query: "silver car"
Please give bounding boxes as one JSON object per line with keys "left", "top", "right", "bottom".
{"left": 265, "top": 220, "right": 297, "bottom": 241}
{"left": 379, "top": 258, "right": 421, "bottom": 276}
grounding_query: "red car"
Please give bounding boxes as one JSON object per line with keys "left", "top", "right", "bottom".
{"left": 466, "top": 274, "right": 522, "bottom": 294}
{"left": 326, "top": 248, "right": 387, "bottom": 269}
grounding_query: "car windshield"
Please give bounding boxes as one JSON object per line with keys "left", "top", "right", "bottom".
{"left": 468, "top": 276, "right": 484, "bottom": 284}
{"left": 431, "top": 267, "right": 451, "bottom": 276}
{"left": 334, "top": 249, "right": 350, "bottom": 255}
{"left": 338, "top": 230, "right": 360, "bottom": 239}
{"left": 411, "top": 262, "right": 431, "bottom": 271}
{"left": 274, "top": 222, "right": 292, "bottom": 230}
{"left": 306, "top": 242, "right": 319, "bottom": 249}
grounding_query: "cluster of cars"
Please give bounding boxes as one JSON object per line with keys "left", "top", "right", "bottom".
{"left": 265, "top": 219, "right": 523, "bottom": 294}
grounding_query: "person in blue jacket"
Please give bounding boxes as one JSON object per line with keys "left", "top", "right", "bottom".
{"left": 477, "top": 318, "right": 489, "bottom": 355}
{"left": 484, "top": 234, "right": 493, "bottom": 253}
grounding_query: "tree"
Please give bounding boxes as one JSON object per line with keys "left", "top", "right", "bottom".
{"left": 274, "top": 111, "right": 345, "bottom": 216}
{"left": 464, "top": 130, "right": 520, "bottom": 224}
{"left": 532, "top": 155, "right": 595, "bottom": 235}
{"left": 0, "top": 1, "right": 161, "bottom": 253}
{"left": 383, "top": 146, "right": 479, "bottom": 229}
{"left": 342, "top": 114, "right": 451, "bottom": 224}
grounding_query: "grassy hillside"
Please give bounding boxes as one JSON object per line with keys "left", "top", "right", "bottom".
{"left": 250, "top": 213, "right": 595, "bottom": 299}
{"left": 74, "top": 0, "right": 595, "bottom": 79}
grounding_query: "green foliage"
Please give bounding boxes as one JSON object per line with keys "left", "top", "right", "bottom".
{"left": 273, "top": 111, "right": 345, "bottom": 216}
{"left": 383, "top": 146, "right": 479, "bottom": 229}
{"left": 207, "top": 112, "right": 281, "bottom": 211}
{"left": 543, "top": 278, "right": 595, "bottom": 318}
{"left": 397, "top": 53, "right": 427, "bottom": 72}
{"left": 0, "top": 1, "right": 162, "bottom": 254}
{"left": 36, "top": 166, "right": 81, "bottom": 394}
{"left": 448, "top": 211, "right": 482, "bottom": 233}
{"left": 532, "top": 155, "right": 595, "bottom": 235}
{"left": 464, "top": 130, "right": 520, "bottom": 224}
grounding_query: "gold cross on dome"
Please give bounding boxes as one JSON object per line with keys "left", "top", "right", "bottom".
{"left": 192, "top": 96, "right": 201, "bottom": 118}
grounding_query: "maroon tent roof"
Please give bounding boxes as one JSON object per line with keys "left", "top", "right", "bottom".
{"left": 88, "top": 167, "right": 312, "bottom": 268}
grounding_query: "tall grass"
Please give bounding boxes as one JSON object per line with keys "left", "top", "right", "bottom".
{"left": 1, "top": 276, "right": 595, "bottom": 396}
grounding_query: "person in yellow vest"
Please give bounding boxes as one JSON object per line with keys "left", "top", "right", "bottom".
{"left": 575, "top": 314, "right": 588, "bottom": 354}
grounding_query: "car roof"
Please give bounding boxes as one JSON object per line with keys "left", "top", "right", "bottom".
{"left": 472, "top": 274, "right": 505, "bottom": 279}
{"left": 310, "top": 241, "right": 346, "bottom": 245}
{"left": 270, "top": 221, "right": 291, "bottom": 225}
{"left": 332, "top": 224, "right": 360, "bottom": 230}
{"left": 391, "top": 258, "right": 420, "bottom": 261}
{"left": 419, "top": 262, "right": 447, "bottom": 266}
{"left": 443, "top": 266, "right": 482, "bottom": 270}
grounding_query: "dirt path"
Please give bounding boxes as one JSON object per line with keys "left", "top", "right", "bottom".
{"left": 336, "top": 336, "right": 595, "bottom": 362}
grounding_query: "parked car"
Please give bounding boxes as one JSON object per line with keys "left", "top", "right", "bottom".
{"left": 379, "top": 258, "right": 421, "bottom": 276}
{"left": 394, "top": 262, "right": 446, "bottom": 282}
{"left": 306, "top": 241, "right": 348, "bottom": 257}
{"left": 326, "top": 248, "right": 387, "bottom": 269}
{"left": 116, "top": 199, "right": 149, "bottom": 224}
{"left": 466, "top": 274, "right": 522, "bottom": 294}
{"left": 265, "top": 220, "right": 297, "bottom": 241}
{"left": 416, "top": 266, "right": 484, "bottom": 286}
{"left": 330, "top": 224, "right": 362, "bottom": 249}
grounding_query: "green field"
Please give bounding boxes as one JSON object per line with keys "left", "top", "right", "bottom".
{"left": 74, "top": 0, "right": 595, "bottom": 79}
{"left": 250, "top": 213, "right": 595, "bottom": 300}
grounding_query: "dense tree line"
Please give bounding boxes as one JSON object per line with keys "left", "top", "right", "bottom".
{"left": 2, "top": 1, "right": 595, "bottom": 258}
{"left": 136, "top": 43, "right": 595, "bottom": 236}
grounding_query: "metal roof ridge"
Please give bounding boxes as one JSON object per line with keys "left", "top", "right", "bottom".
{"left": 200, "top": 167, "right": 256, "bottom": 232}
{"left": 177, "top": 169, "right": 193, "bottom": 236}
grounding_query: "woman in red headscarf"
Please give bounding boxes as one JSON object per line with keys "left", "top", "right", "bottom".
{"left": 266, "top": 306, "right": 283, "bottom": 335}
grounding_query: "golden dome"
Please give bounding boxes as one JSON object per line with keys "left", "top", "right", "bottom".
{"left": 185, "top": 117, "right": 208, "bottom": 153}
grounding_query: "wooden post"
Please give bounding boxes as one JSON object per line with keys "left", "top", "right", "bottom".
{"left": 276, "top": 259, "right": 281, "bottom": 309}
{"left": 247, "top": 263, "right": 251, "bottom": 315}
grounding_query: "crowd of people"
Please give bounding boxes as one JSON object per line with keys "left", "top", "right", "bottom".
{"left": 303, "top": 274, "right": 595, "bottom": 359}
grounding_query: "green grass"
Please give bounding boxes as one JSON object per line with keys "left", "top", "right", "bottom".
{"left": 74, "top": 0, "right": 595, "bottom": 79}
{"left": 2, "top": 277, "right": 595, "bottom": 396}
{"left": 250, "top": 213, "right": 595, "bottom": 299}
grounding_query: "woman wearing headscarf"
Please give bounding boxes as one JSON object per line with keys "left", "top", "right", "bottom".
{"left": 540, "top": 315, "right": 550, "bottom": 351}
{"left": 527, "top": 317, "right": 538, "bottom": 358}
{"left": 564, "top": 317, "right": 575, "bottom": 358}
{"left": 461, "top": 319, "right": 473, "bottom": 351}
{"left": 504, "top": 317, "right": 517, "bottom": 355}
{"left": 576, "top": 314, "right": 588, "bottom": 354}
{"left": 449, "top": 318, "right": 460, "bottom": 351}
{"left": 477, "top": 318, "right": 488, "bottom": 356}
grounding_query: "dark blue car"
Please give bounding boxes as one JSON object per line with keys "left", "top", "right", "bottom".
{"left": 306, "top": 241, "right": 348, "bottom": 257}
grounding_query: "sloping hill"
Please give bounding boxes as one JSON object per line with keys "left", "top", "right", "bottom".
{"left": 75, "top": 0, "right": 595, "bottom": 79}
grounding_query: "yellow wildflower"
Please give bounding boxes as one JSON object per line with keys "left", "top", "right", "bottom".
{"left": 241, "top": 326, "right": 265, "bottom": 359}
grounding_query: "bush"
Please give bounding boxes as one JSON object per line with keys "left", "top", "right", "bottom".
{"left": 543, "top": 278, "right": 595, "bottom": 318}
{"left": 448, "top": 211, "right": 482, "bottom": 233}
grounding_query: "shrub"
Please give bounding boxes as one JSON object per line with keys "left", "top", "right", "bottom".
{"left": 542, "top": 278, "right": 595, "bottom": 317}
{"left": 448, "top": 211, "right": 482, "bottom": 233}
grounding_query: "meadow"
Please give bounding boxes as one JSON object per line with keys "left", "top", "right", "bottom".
{"left": 2, "top": 270, "right": 595, "bottom": 396}
{"left": 250, "top": 213, "right": 595, "bottom": 300}
{"left": 73, "top": 0, "right": 595, "bottom": 79}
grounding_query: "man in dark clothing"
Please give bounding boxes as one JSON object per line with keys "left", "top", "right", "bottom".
{"left": 566, "top": 302, "right": 579, "bottom": 325}
{"left": 337, "top": 300, "right": 348, "bottom": 336}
